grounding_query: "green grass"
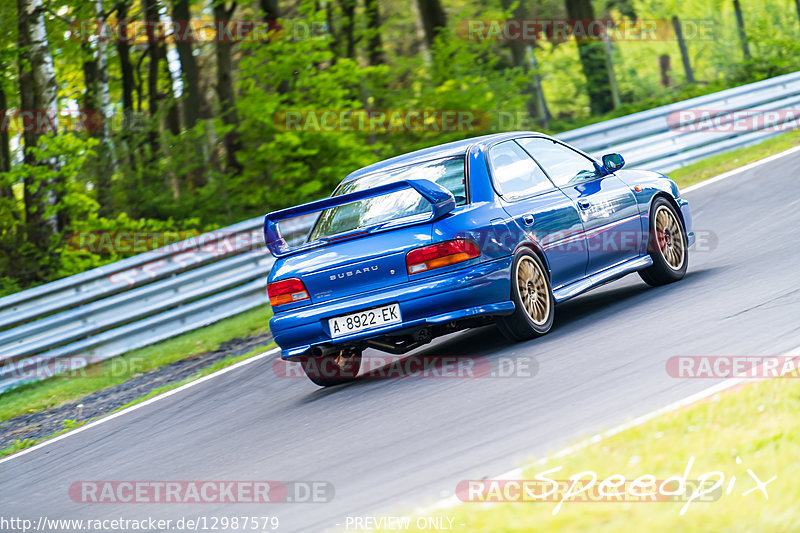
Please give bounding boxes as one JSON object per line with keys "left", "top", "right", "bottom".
{"left": 0, "top": 304, "right": 272, "bottom": 422}
{"left": 383, "top": 378, "right": 800, "bottom": 533}
{"left": 669, "top": 129, "right": 800, "bottom": 189}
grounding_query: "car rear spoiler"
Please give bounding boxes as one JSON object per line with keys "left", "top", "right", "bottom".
{"left": 263, "top": 178, "right": 456, "bottom": 258}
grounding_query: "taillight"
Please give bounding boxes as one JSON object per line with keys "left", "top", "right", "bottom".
{"left": 268, "top": 277, "right": 310, "bottom": 306}
{"left": 406, "top": 239, "right": 481, "bottom": 274}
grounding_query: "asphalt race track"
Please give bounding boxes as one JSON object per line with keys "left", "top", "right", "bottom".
{"left": 2, "top": 152, "right": 799, "bottom": 532}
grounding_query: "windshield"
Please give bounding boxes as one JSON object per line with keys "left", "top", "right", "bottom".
{"left": 308, "top": 157, "right": 467, "bottom": 241}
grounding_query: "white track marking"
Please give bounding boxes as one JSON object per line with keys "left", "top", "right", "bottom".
{"left": 0, "top": 347, "right": 280, "bottom": 465}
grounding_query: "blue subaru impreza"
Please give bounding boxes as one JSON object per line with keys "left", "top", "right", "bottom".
{"left": 264, "top": 132, "right": 694, "bottom": 385}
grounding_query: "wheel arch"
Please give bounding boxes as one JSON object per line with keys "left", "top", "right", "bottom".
{"left": 649, "top": 192, "right": 687, "bottom": 230}
{"left": 512, "top": 241, "right": 552, "bottom": 279}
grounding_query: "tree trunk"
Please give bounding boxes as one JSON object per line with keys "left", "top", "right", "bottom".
{"left": 602, "top": 32, "right": 621, "bottom": 109}
{"left": 85, "top": 0, "right": 114, "bottom": 216}
{"left": 162, "top": 52, "right": 182, "bottom": 198}
{"left": 142, "top": 0, "right": 164, "bottom": 155}
{"left": 499, "top": 0, "right": 526, "bottom": 68}
{"left": 416, "top": 0, "right": 447, "bottom": 49}
{"left": 527, "top": 48, "right": 551, "bottom": 129}
{"left": 214, "top": 1, "right": 243, "bottom": 175}
{"left": 671, "top": 16, "right": 695, "bottom": 84}
{"left": 339, "top": 0, "right": 357, "bottom": 59}
{"left": 364, "top": 0, "right": 384, "bottom": 65}
{"left": 565, "top": 0, "right": 614, "bottom": 114}
{"left": 733, "top": 0, "right": 751, "bottom": 60}
{"left": 17, "top": 0, "right": 61, "bottom": 250}
{"left": 172, "top": 0, "right": 204, "bottom": 127}
{"left": 500, "top": 0, "right": 544, "bottom": 123}
{"left": 172, "top": 0, "right": 209, "bottom": 189}
{"left": 115, "top": 1, "right": 135, "bottom": 120}
{"left": 259, "top": 0, "right": 280, "bottom": 20}
{"left": 0, "top": 76, "right": 11, "bottom": 177}
{"left": 80, "top": 41, "right": 113, "bottom": 215}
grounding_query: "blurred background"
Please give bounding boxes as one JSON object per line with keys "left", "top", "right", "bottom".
{"left": 1, "top": 0, "right": 797, "bottom": 296}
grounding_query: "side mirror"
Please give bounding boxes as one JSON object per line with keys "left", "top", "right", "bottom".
{"left": 602, "top": 153, "right": 625, "bottom": 172}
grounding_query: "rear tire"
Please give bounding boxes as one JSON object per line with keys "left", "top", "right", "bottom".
{"left": 497, "top": 250, "right": 555, "bottom": 341}
{"left": 301, "top": 350, "right": 362, "bottom": 386}
{"left": 638, "top": 197, "right": 688, "bottom": 287}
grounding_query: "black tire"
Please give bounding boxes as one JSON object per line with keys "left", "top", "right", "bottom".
{"left": 638, "top": 197, "right": 688, "bottom": 287}
{"left": 301, "top": 350, "right": 362, "bottom": 387}
{"left": 497, "top": 249, "right": 555, "bottom": 341}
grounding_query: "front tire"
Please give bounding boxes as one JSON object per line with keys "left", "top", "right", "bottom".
{"left": 497, "top": 250, "right": 555, "bottom": 341}
{"left": 301, "top": 350, "right": 362, "bottom": 387}
{"left": 638, "top": 197, "right": 688, "bottom": 286}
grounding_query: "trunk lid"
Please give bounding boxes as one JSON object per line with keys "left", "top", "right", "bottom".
{"left": 270, "top": 225, "right": 432, "bottom": 303}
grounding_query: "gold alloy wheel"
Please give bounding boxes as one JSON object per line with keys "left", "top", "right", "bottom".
{"left": 516, "top": 256, "right": 550, "bottom": 326}
{"left": 654, "top": 205, "right": 686, "bottom": 271}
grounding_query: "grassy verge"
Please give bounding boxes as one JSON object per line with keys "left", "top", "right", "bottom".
{"left": 0, "top": 304, "right": 272, "bottom": 422}
{"left": 669, "top": 129, "right": 800, "bottom": 189}
{"left": 386, "top": 377, "right": 800, "bottom": 532}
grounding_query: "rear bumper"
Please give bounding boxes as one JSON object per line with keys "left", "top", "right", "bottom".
{"left": 270, "top": 256, "right": 514, "bottom": 359}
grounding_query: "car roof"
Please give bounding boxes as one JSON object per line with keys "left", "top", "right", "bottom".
{"left": 342, "top": 131, "right": 549, "bottom": 184}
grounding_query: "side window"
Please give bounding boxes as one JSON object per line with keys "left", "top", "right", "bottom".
{"left": 517, "top": 137, "right": 599, "bottom": 187}
{"left": 488, "top": 141, "right": 553, "bottom": 200}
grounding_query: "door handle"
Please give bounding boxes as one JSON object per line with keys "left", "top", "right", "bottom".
{"left": 521, "top": 214, "right": 535, "bottom": 226}
{"left": 577, "top": 200, "right": 591, "bottom": 210}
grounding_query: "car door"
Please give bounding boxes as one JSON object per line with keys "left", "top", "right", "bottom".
{"left": 487, "top": 140, "right": 588, "bottom": 289}
{"left": 516, "top": 137, "right": 641, "bottom": 275}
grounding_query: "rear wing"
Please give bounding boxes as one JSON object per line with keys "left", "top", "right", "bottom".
{"left": 263, "top": 179, "right": 456, "bottom": 258}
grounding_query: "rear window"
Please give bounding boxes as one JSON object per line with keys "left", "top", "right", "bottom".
{"left": 308, "top": 157, "right": 467, "bottom": 241}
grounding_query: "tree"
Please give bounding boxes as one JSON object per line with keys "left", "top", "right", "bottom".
{"left": 0, "top": 63, "right": 11, "bottom": 178}
{"left": 172, "top": 0, "right": 205, "bottom": 128}
{"left": 114, "top": 0, "right": 135, "bottom": 121}
{"left": 363, "top": 0, "right": 384, "bottom": 65}
{"left": 416, "top": 0, "right": 447, "bottom": 48}
{"left": 141, "top": 0, "right": 165, "bottom": 154}
{"left": 17, "top": 0, "right": 61, "bottom": 249}
{"left": 733, "top": 0, "right": 751, "bottom": 60}
{"left": 259, "top": 0, "right": 279, "bottom": 20}
{"left": 338, "top": 0, "right": 357, "bottom": 59}
{"left": 499, "top": 0, "right": 550, "bottom": 125}
{"left": 214, "top": 0, "right": 242, "bottom": 174}
{"left": 671, "top": 15, "right": 696, "bottom": 84}
{"left": 564, "top": 0, "right": 614, "bottom": 114}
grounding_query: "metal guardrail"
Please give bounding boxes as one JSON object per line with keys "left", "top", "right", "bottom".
{"left": 1, "top": 71, "right": 799, "bottom": 392}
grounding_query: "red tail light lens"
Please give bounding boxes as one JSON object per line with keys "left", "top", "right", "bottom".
{"left": 406, "top": 239, "right": 481, "bottom": 274}
{"left": 268, "top": 277, "right": 310, "bottom": 306}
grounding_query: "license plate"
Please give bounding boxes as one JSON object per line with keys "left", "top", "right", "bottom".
{"left": 329, "top": 304, "right": 402, "bottom": 338}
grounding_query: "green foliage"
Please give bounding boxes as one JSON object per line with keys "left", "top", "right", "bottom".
{"left": 1, "top": 0, "right": 798, "bottom": 296}
{"left": 61, "top": 418, "right": 82, "bottom": 430}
